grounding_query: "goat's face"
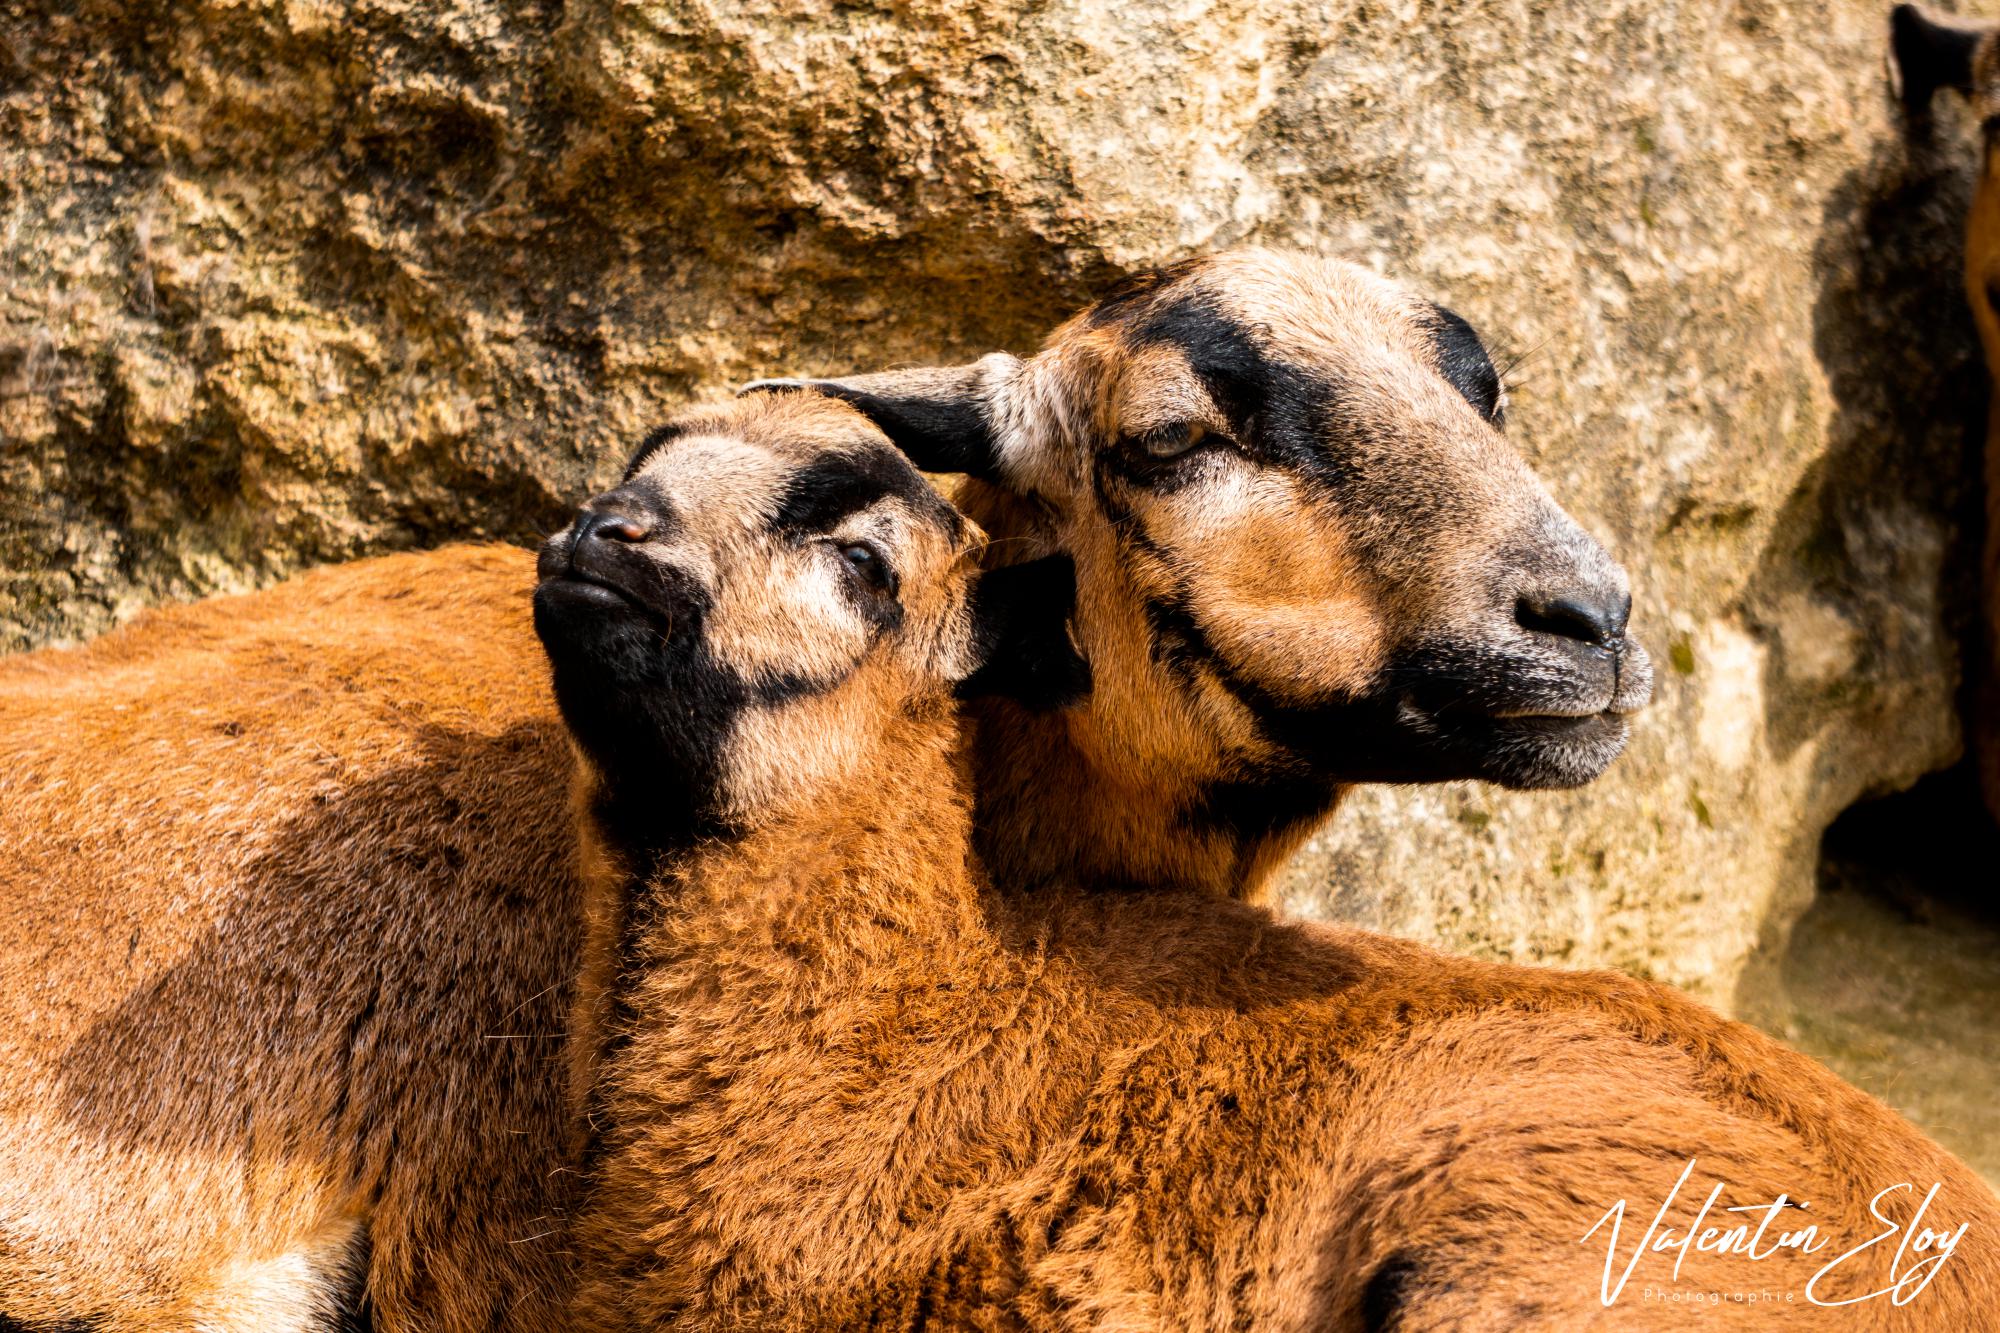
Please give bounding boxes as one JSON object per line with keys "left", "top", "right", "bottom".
{"left": 751, "top": 250, "right": 1651, "bottom": 799}
{"left": 532, "top": 393, "right": 1083, "bottom": 841}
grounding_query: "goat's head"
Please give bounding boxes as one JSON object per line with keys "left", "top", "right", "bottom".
{"left": 532, "top": 392, "right": 1085, "bottom": 847}
{"left": 748, "top": 251, "right": 1652, "bottom": 812}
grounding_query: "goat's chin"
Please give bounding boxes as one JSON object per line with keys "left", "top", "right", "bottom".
{"left": 1455, "top": 711, "right": 1633, "bottom": 790}
{"left": 1293, "top": 696, "right": 1633, "bottom": 790}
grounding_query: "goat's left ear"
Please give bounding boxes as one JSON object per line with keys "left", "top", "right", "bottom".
{"left": 955, "top": 554, "right": 1091, "bottom": 711}
{"left": 1890, "top": 5, "right": 1987, "bottom": 114}
{"left": 739, "top": 354, "right": 1020, "bottom": 481}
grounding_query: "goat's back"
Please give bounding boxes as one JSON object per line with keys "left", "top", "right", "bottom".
{"left": 1023, "top": 896, "right": 2000, "bottom": 1329}
{"left": 0, "top": 544, "right": 579, "bottom": 1332}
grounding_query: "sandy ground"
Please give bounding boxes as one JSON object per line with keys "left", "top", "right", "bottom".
{"left": 1737, "top": 771, "right": 2000, "bottom": 1187}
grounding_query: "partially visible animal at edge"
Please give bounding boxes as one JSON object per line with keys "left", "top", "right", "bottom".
{"left": 7, "top": 250, "right": 1657, "bottom": 1328}
{"left": 1892, "top": 3, "right": 2000, "bottom": 824}
{"left": 546, "top": 392, "right": 2000, "bottom": 1330}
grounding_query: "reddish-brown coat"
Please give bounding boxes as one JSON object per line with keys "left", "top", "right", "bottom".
{"left": 569, "top": 657, "right": 2000, "bottom": 1331}
{"left": 0, "top": 545, "right": 579, "bottom": 1331}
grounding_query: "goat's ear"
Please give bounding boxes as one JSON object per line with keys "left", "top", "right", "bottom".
{"left": 1890, "top": 5, "right": 1986, "bottom": 114}
{"left": 739, "top": 354, "right": 1018, "bottom": 480}
{"left": 955, "top": 554, "right": 1091, "bottom": 711}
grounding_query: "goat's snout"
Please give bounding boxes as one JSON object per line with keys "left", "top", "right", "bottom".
{"left": 539, "top": 485, "right": 676, "bottom": 578}
{"left": 572, "top": 483, "right": 674, "bottom": 551}
{"left": 574, "top": 506, "right": 653, "bottom": 549}
{"left": 536, "top": 483, "right": 689, "bottom": 624}
{"left": 1514, "top": 586, "right": 1630, "bottom": 651}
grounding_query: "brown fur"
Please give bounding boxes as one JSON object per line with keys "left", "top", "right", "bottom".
{"left": 1892, "top": 4, "right": 2000, "bottom": 821}
{"left": 757, "top": 251, "right": 1653, "bottom": 902}
{"left": 0, "top": 253, "right": 1876, "bottom": 1328}
{"left": 0, "top": 545, "right": 576, "bottom": 1330}
{"left": 558, "top": 432, "right": 2000, "bottom": 1330}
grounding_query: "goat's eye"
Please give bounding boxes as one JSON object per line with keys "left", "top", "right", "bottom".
{"left": 1140, "top": 422, "right": 1209, "bottom": 459}
{"left": 838, "top": 542, "right": 897, "bottom": 596}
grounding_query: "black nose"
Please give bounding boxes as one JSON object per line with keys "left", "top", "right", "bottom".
{"left": 574, "top": 505, "right": 653, "bottom": 548}
{"left": 1515, "top": 589, "right": 1629, "bottom": 648}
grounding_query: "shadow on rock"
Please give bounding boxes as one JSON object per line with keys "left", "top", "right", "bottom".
{"left": 1750, "top": 114, "right": 1987, "bottom": 771}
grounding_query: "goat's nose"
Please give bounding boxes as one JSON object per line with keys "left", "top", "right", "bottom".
{"left": 1515, "top": 588, "right": 1630, "bottom": 649}
{"left": 575, "top": 506, "right": 652, "bottom": 547}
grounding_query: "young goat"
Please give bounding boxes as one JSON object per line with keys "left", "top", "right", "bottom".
{"left": 2, "top": 251, "right": 1646, "bottom": 1328}
{"left": 552, "top": 400, "right": 2000, "bottom": 1328}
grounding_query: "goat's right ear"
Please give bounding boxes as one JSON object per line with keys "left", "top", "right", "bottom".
{"left": 1890, "top": 5, "right": 1986, "bottom": 115}
{"left": 956, "top": 555, "right": 1091, "bottom": 712}
{"left": 739, "top": 354, "right": 1019, "bottom": 480}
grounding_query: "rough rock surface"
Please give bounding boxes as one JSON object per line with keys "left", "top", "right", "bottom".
{"left": 3, "top": 2, "right": 1990, "bottom": 1084}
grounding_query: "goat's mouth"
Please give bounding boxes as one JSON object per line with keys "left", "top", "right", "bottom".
{"left": 1257, "top": 636, "right": 1652, "bottom": 790}
{"left": 1386, "top": 635, "right": 1653, "bottom": 789}
{"left": 533, "top": 529, "right": 691, "bottom": 628}
{"left": 537, "top": 570, "right": 643, "bottom": 612}
{"left": 1400, "top": 701, "right": 1634, "bottom": 789}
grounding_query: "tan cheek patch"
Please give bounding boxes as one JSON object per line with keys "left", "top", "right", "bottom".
{"left": 716, "top": 668, "right": 898, "bottom": 821}
{"left": 640, "top": 436, "right": 785, "bottom": 531}
{"left": 1162, "top": 470, "right": 1391, "bottom": 704}
{"left": 703, "top": 549, "right": 873, "bottom": 688}
{"left": 633, "top": 436, "right": 790, "bottom": 589}
{"left": 901, "top": 552, "right": 984, "bottom": 688}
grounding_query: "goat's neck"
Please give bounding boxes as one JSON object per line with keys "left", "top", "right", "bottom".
{"left": 583, "top": 709, "right": 997, "bottom": 1112}
{"left": 653, "top": 715, "right": 981, "bottom": 943}
{"left": 953, "top": 479, "right": 1342, "bottom": 904}
{"left": 581, "top": 712, "right": 1091, "bottom": 1292}
{"left": 964, "top": 700, "right": 1343, "bottom": 904}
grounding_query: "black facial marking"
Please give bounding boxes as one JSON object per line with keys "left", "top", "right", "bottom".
{"left": 622, "top": 421, "right": 691, "bottom": 481}
{"left": 1140, "top": 591, "right": 1213, "bottom": 690}
{"left": 958, "top": 555, "right": 1092, "bottom": 711}
{"left": 1116, "top": 292, "right": 1349, "bottom": 490}
{"left": 1420, "top": 304, "right": 1504, "bottom": 425}
{"left": 773, "top": 449, "right": 961, "bottom": 541}
{"left": 1186, "top": 771, "right": 1326, "bottom": 847}
{"left": 1134, "top": 572, "right": 1316, "bottom": 759}
{"left": 533, "top": 574, "right": 738, "bottom": 867}
{"left": 1125, "top": 294, "right": 1273, "bottom": 430}
{"left": 1081, "top": 256, "right": 1212, "bottom": 328}
{"left": 748, "top": 663, "right": 871, "bottom": 708}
